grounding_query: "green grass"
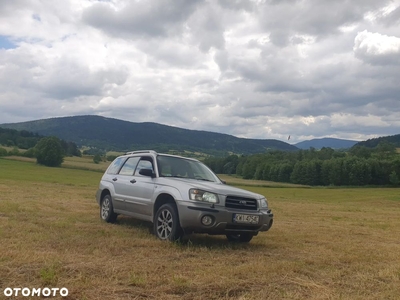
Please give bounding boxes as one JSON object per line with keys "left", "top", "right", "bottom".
{"left": 40, "top": 262, "right": 60, "bottom": 285}
{"left": 1, "top": 158, "right": 400, "bottom": 299}
{"left": 218, "top": 174, "right": 311, "bottom": 188}
{"left": 0, "top": 158, "right": 102, "bottom": 186}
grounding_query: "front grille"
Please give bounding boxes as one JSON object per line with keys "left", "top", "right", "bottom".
{"left": 225, "top": 196, "right": 257, "bottom": 211}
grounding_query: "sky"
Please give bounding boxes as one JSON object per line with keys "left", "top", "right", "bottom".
{"left": 0, "top": 0, "right": 400, "bottom": 144}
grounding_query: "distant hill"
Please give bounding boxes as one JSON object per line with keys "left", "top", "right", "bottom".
{"left": 354, "top": 134, "right": 400, "bottom": 148}
{"left": 0, "top": 115, "right": 298, "bottom": 155}
{"left": 295, "top": 138, "right": 358, "bottom": 150}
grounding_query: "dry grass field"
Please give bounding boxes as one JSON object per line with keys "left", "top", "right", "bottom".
{"left": 0, "top": 158, "right": 400, "bottom": 300}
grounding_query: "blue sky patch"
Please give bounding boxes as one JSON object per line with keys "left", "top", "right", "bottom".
{"left": 32, "top": 13, "right": 41, "bottom": 21}
{"left": 0, "top": 35, "right": 16, "bottom": 49}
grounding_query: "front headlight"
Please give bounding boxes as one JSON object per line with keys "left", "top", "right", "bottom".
{"left": 260, "top": 198, "right": 268, "bottom": 209}
{"left": 189, "top": 189, "right": 219, "bottom": 203}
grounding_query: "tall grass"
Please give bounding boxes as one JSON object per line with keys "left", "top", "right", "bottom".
{"left": 0, "top": 158, "right": 399, "bottom": 299}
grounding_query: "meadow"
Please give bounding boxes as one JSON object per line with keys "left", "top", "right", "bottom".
{"left": 0, "top": 157, "right": 399, "bottom": 299}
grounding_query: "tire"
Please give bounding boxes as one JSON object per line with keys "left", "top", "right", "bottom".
{"left": 100, "top": 194, "right": 118, "bottom": 223}
{"left": 154, "top": 203, "right": 183, "bottom": 241}
{"left": 226, "top": 233, "right": 254, "bottom": 243}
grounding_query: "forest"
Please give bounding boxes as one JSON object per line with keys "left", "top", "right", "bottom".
{"left": 0, "top": 127, "right": 81, "bottom": 157}
{"left": 204, "top": 142, "right": 400, "bottom": 186}
{"left": 2, "top": 125, "right": 400, "bottom": 186}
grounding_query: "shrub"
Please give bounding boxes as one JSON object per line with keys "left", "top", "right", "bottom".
{"left": 93, "top": 154, "right": 102, "bottom": 164}
{"left": 389, "top": 171, "right": 399, "bottom": 186}
{"left": 0, "top": 147, "right": 7, "bottom": 157}
{"left": 35, "top": 137, "right": 64, "bottom": 167}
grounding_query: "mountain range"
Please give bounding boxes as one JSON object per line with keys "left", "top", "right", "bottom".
{"left": 2, "top": 115, "right": 393, "bottom": 155}
{"left": 294, "top": 138, "right": 358, "bottom": 150}
{"left": 0, "top": 115, "right": 296, "bottom": 155}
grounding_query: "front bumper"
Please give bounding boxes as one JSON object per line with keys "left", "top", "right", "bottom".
{"left": 176, "top": 201, "right": 273, "bottom": 235}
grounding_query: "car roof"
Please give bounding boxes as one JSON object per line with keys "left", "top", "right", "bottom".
{"left": 122, "top": 150, "right": 199, "bottom": 162}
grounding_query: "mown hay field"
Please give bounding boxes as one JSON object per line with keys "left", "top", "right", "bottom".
{"left": 0, "top": 158, "right": 399, "bottom": 300}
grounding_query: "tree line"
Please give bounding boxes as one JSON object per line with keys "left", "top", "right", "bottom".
{"left": 0, "top": 128, "right": 41, "bottom": 149}
{"left": 0, "top": 128, "right": 81, "bottom": 167}
{"left": 204, "top": 142, "right": 400, "bottom": 186}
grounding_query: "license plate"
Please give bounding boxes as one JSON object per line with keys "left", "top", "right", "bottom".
{"left": 233, "top": 214, "right": 259, "bottom": 224}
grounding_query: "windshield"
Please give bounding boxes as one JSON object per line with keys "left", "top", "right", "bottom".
{"left": 157, "top": 155, "right": 220, "bottom": 183}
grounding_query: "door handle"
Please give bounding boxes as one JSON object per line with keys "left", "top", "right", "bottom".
{"left": 112, "top": 177, "right": 117, "bottom": 181}
{"left": 130, "top": 179, "right": 137, "bottom": 184}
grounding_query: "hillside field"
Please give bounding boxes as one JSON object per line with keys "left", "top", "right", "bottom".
{"left": 0, "top": 158, "right": 399, "bottom": 299}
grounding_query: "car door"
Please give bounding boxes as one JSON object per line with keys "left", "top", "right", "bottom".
{"left": 112, "top": 156, "right": 140, "bottom": 212}
{"left": 124, "top": 156, "right": 156, "bottom": 217}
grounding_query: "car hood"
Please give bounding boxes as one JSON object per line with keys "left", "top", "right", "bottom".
{"left": 157, "top": 177, "right": 264, "bottom": 199}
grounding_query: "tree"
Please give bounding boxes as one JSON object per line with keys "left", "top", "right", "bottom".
{"left": 0, "top": 147, "right": 7, "bottom": 156}
{"left": 389, "top": 171, "right": 399, "bottom": 186}
{"left": 345, "top": 157, "right": 371, "bottom": 186}
{"left": 236, "top": 159, "right": 245, "bottom": 176}
{"left": 60, "top": 140, "right": 81, "bottom": 157}
{"left": 8, "top": 147, "right": 20, "bottom": 156}
{"left": 223, "top": 155, "right": 239, "bottom": 174}
{"left": 93, "top": 154, "right": 102, "bottom": 164}
{"left": 349, "top": 145, "right": 372, "bottom": 159}
{"left": 374, "top": 141, "right": 396, "bottom": 159}
{"left": 242, "top": 160, "right": 256, "bottom": 179}
{"left": 35, "top": 136, "right": 64, "bottom": 167}
{"left": 22, "top": 148, "right": 36, "bottom": 158}
{"left": 316, "top": 147, "right": 335, "bottom": 160}
{"left": 278, "top": 163, "right": 293, "bottom": 183}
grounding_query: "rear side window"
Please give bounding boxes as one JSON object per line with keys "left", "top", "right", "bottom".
{"left": 107, "top": 157, "right": 126, "bottom": 175}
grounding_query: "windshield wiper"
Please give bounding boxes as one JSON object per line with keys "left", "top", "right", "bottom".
{"left": 195, "top": 178, "right": 213, "bottom": 182}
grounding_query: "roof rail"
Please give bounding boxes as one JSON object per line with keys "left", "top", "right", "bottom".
{"left": 125, "top": 150, "right": 158, "bottom": 155}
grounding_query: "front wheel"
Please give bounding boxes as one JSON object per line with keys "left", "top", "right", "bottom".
{"left": 100, "top": 194, "right": 117, "bottom": 223}
{"left": 226, "top": 233, "right": 254, "bottom": 243}
{"left": 154, "top": 203, "right": 183, "bottom": 241}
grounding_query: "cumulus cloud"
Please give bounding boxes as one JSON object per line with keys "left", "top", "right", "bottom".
{"left": 1, "top": 0, "right": 400, "bottom": 143}
{"left": 83, "top": 0, "right": 203, "bottom": 38}
{"left": 354, "top": 30, "right": 400, "bottom": 65}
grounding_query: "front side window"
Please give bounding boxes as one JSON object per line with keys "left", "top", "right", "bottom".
{"left": 134, "top": 158, "right": 154, "bottom": 176}
{"left": 119, "top": 157, "right": 140, "bottom": 176}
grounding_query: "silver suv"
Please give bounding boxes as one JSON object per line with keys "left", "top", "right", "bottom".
{"left": 96, "top": 150, "right": 273, "bottom": 243}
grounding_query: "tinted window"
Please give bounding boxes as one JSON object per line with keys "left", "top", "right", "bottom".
{"left": 107, "top": 157, "right": 126, "bottom": 175}
{"left": 119, "top": 157, "right": 140, "bottom": 176}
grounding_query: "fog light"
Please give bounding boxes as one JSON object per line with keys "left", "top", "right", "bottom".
{"left": 201, "top": 215, "right": 213, "bottom": 226}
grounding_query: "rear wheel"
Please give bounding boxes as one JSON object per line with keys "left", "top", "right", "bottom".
{"left": 100, "top": 194, "right": 117, "bottom": 223}
{"left": 154, "top": 203, "right": 183, "bottom": 241}
{"left": 226, "top": 233, "right": 254, "bottom": 243}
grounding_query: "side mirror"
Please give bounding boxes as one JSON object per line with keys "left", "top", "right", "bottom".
{"left": 139, "top": 168, "right": 155, "bottom": 177}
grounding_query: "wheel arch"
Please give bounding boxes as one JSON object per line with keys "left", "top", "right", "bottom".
{"left": 100, "top": 189, "right": 111, "bottom": 202}
{"left": 153, "top": 193, "right": 176, "bottom": 219}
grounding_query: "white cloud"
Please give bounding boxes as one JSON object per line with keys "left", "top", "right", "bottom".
{"left": 354, "top": 30, "right": 400, "bottom": 65}
{"left": 0, "top": 0, "right": 400, "bottom": 143}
